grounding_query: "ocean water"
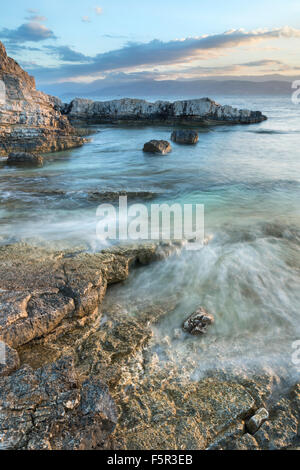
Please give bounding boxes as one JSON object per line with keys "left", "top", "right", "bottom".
{"left": 0, "top": 95, "right": 299, "bottom": 378}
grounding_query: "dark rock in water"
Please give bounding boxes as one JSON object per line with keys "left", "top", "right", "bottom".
{"left": 171, "top": 129, "right": 199, "bottom": 144}
{"left": 143, "top": 140, "right": 172, "bottom": 155}
{"left": 0, "top": 356, "right": 118, "bottom": 449}
{"left": 0, "top": 41, "right": 84, "bottom": 156}
{"left": 246, "top": 408, "right": 269, "bottom": 434}
{"left": 87, "top": 190, "right": 157, "bottom": 202}
{"left": 182, "top": 307, "right": 214, "bottom": 335}
{"left": 7, "top": 152, "right": 43, "bottom": 167}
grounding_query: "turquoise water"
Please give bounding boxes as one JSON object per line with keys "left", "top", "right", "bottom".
{"left": 0, "top": 95, "right": 299, "bottom": 375}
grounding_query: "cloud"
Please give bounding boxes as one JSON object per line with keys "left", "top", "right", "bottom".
{"left": 23, "top": 26, "right": 300, "bottom": 83}
{"left": 82, "top": 16, "right": 91, "bottom": 23}
{"left": 25, "top": 15, "right": 47, "bottom": 22}
{"left": 0, "top": 22, "right": 56, "bottom": 43}
{"left": 95, "top": 7, "right": 103, "bottom": 15}
{"left": 44, "top": 45, "right": 92, "bottom": 63}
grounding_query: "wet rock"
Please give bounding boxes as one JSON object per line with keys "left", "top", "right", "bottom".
{"left": 7, "top": 152, "right": 44, "bottom": 167}
{"left": 0, "top": 242, "right": 179, "bottom": 351}
{"left": 0, "top": 356, "right": 117, "bottom": 450}
{"left": 0, "top": 41, "right": 84, "bottom": 156}
{"left": 171, "top": 129, "right": 199, "bottom": 144}
{"left": 246, "top": 407, "right": 269, "bottom": 434}
{"left": 143, "top": 140, "right": 172, "bottom": 155}
{"left": 182, "top": 307, "right": 214, "bottom": 335}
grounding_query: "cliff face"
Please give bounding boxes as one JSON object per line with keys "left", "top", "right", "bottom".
{"left": 65, "top": 97, "right": 267, "bottom": 125}
{"left": 0, "top": 42, "right": 84, "bottom": 156}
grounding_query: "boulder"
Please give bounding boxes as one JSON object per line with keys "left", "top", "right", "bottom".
{"left": 182, "top": 307, "right": 214, "bottom": 335}
{"left": 171, "top": 129, "right": 199, "bottom": 144}
{"left": 7, "top": 152, "right": 43, "bottom": 167}
{"left": 143, "top": 140, "right": 172, "bottom": 155}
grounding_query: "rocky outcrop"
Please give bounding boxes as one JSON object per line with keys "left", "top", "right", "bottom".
{"left": 171, "top": 129, "right": 199, "bottom": 144}
{"left": 143, "top": 140, "right": 172, "bottom": 154}
{"left": 64, "top": 97, "right": 267, "bottom": 125}
{"left": 0, "top": 41, "right": 84, "bottom": 156}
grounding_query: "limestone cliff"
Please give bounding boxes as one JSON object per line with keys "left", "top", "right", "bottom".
{"left": 0, "top": 42, "right": 84, "bottom": 156}
{"left": 65, "top": 97, "right": 267, "bottom": 125}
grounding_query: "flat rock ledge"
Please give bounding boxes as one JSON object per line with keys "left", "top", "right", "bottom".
{"left": 63, "top": 97, "right": 267, "bottom": 125}
{"left": 0, "top": 242, "right": 181, "bottom": 357}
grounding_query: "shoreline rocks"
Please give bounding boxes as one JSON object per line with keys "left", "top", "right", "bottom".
{"left": 143, "top": 140, "right": 172, "bottom": 155}
{"left": 64, "top": 97, "right": 267, "bottom": 125}
{"left": 171, "top": 129, "right": 199, "bottom": 144}
{"left": 0, "top": 41, "right": 84, "bottom": 156}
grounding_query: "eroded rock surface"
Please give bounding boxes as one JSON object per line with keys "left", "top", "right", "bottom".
{"left": 0, "top": 41, "right": 84, "bottom": 156}
{"left": 0, "top": 356, "right": 117, "bottom": 450}
{"left": 65, "top": 97, "right": 267, "bottom": 125}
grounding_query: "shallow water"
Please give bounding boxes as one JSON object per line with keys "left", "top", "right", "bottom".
{"left": 0, "top": 95, "right": 299, "bottom": 377}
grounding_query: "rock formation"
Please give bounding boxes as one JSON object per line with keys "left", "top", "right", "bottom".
{"left": 0, "top": 41, "right": 84, "bottom": 156}
{"left": 143, "top": 140, "right": 172, "bottom": 154}
{"left": 64, "top": 97, "right": 267, "bottom": 125}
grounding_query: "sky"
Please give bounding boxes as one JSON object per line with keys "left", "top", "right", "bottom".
{"left": 1, "top": 0, "right": 300, "bottom": 91}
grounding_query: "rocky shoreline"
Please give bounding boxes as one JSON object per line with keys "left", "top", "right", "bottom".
{"left": 0, "top": 242, "right": 299, "bottom": 450}
{"left": 1, "top": 41, "right": 299, "bottom": 452}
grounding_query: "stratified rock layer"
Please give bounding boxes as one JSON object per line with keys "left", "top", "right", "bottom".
{"left": 0, "top": 41, "right": 84, "bottom": 156}
{"left": 64, "top": 97, "right": 267, "bottom": 125}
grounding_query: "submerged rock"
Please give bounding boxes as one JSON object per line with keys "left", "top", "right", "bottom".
{"left": 246, "top": 407, "right": 269, "bottom": 434}
{"left": 182, "top": 307, "right": 214, "bottom": 335}
{"left": 143, "top": 140, "right": 172, "bottom": 155}
{"left": 0, "top": 41, "right": 84, "bottom": 156}
{"left": 171, "top": 129, "right": 199, "bottom": 144}
{"left": 7, "top": 152, "right": 43, "bottom": 167}
{"left": 65, "top": 97, "right": 267, "bottom": 125}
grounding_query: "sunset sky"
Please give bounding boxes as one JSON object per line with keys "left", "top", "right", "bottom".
{"left": 1, "top": 0, "right": 300, "bottom": 89}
